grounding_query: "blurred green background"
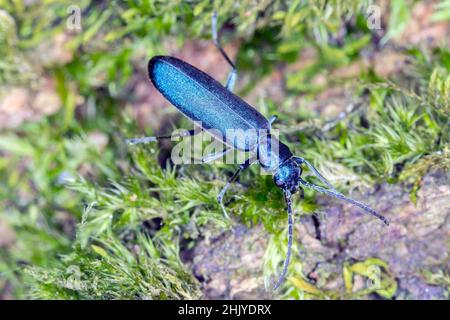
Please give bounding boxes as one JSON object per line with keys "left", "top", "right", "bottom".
{"left": 0, "top": 0, "right": 449, "bottom": 299}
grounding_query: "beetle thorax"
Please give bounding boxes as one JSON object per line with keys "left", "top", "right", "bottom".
{"left": 257, "top": 135, "right": 293, "bottom": 172}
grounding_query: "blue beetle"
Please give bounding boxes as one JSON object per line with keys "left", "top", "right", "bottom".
{"left": 128, "top": 12, "right": 388, "bottom": 290}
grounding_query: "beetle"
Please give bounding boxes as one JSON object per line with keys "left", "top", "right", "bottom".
{"left": 127, "top": 12, "right": 389, "bottom": 290}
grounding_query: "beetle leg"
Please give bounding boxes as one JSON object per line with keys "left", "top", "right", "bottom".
{"left": 273, "top": 189, "right": 294, "bottom": 290}
{"left": 298, "top": 185, "right": 305, "bottom": 200}
{"left": 212, "top": 11, "right": 237, "bottom": 92}
{"left": 225, "top": 70, "right": 237, "bottom": 92}
{"left": 268, "top": 115, "right": 278, "bottom": 128}
{"left": 201, "top": 148, "right": 232, "bottom": 164}
{"left": 217, "top": 157, "right": 255, "bottom": 218}
{"left": 126, "top": 129, "right": 197, "bottom": 145}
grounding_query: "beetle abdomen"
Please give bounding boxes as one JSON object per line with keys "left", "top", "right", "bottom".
{"left": 148, "top": 56, "right": 270, "bottom": 151}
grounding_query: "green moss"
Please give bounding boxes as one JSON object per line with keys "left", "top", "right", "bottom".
{"left": 0, "top": 1, "right": 449, "bottom": 299}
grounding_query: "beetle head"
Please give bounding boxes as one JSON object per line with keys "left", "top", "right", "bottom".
{"left": 273, "top": 158, "right": 302, "bottom": 195}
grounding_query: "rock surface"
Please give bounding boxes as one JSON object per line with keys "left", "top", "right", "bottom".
{"left": 192, "top": 171, "right": 449, "bottom": 299}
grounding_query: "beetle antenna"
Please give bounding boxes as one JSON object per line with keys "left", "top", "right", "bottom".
{"left": 273, "top": 190, "right": 294, "bottom": 290}
{"left": 299, "top": 178, "right": 389, "bottom": 226}
{"left": 293, "top": 157, "right": 337, "bottom": 192}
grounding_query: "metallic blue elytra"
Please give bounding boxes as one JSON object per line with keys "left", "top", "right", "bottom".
{"left": 148, "top": 56, "right": 270, "bottom": 151}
